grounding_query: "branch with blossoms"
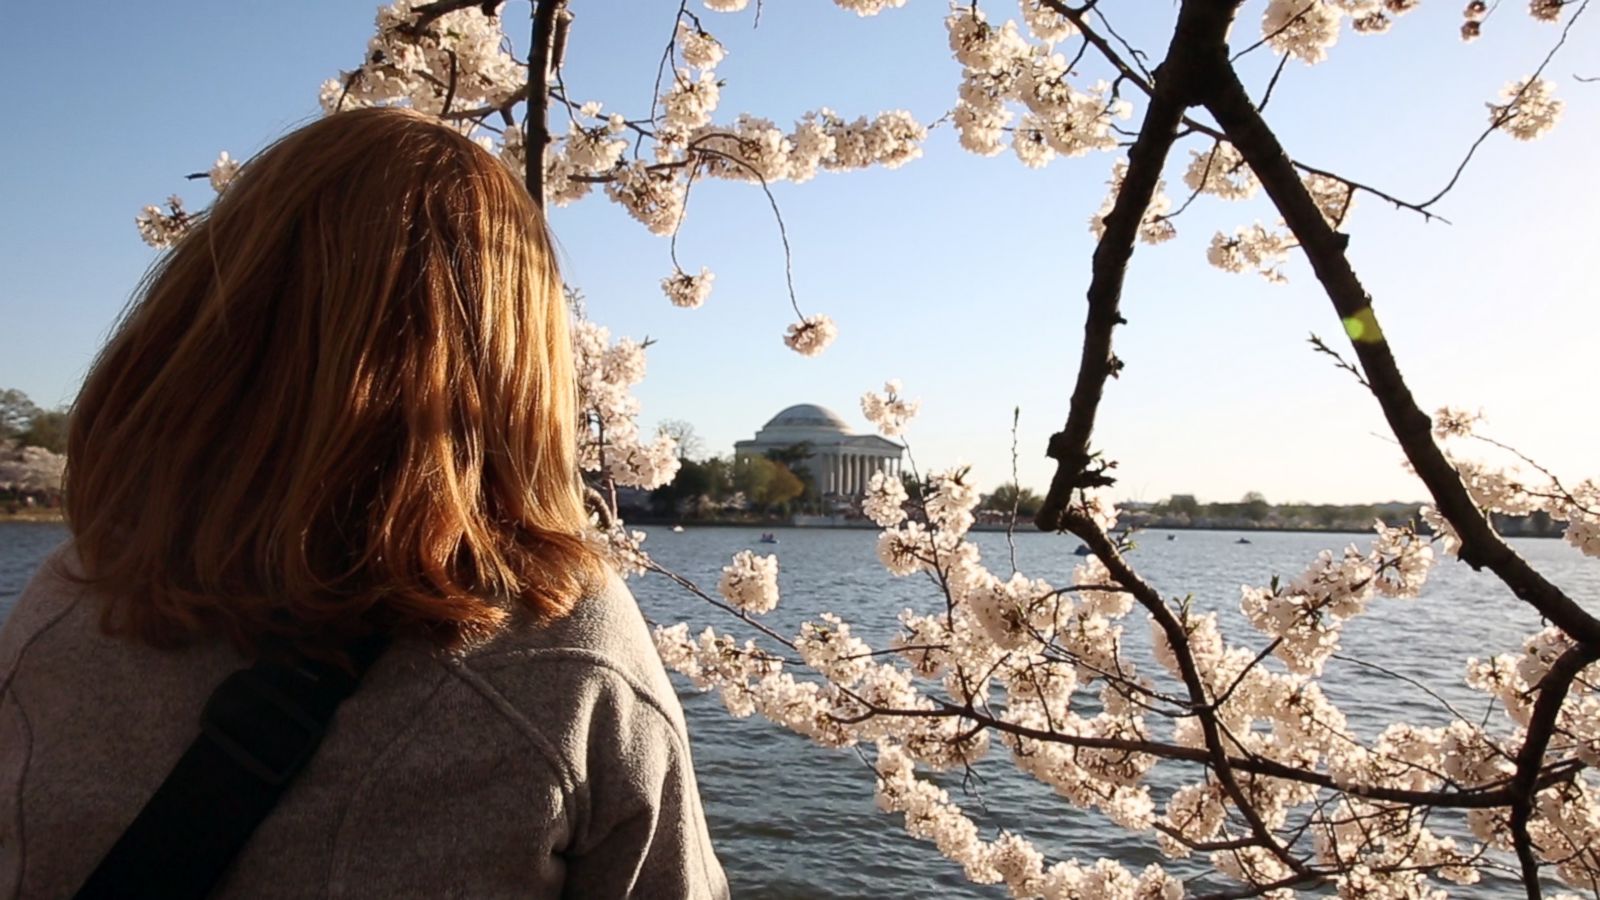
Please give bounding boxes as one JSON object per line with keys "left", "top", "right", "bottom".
{"left": 648, "top": 377, "right": 1599, "bottom": 897}
{"left": 129, "top": 0, "right": 1600, "bottom": 896}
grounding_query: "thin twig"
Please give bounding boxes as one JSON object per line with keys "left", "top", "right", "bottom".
{"left": 1417, "top": 0, "right": 1590, "bottom": 210}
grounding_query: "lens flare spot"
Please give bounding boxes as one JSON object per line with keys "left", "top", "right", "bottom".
{"left": 1342, "top": 308, "right": 1384, "bottom": 344}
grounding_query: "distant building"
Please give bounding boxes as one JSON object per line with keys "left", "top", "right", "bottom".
{"left": 734, "top": 404, "right": 903, "bottom": 498}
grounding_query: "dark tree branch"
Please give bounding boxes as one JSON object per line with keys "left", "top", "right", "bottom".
{"left": 1035, "top": 0, "right": 1231, "bottom": 531}
{"left": 524, "top": 0, "right": 568, "bottom": 204}
{"left": 441, "top": 50, "right": 459, "bottom": 117}
{"left": 1202, "top": 52, "right": 1600, "bottom": 650}
{"left": 1039, "top": 1, "right": 1154, "bottom": 95}
{"left": 1508, "top": 646, "right": 1599, "bottom": 899}
{"left": 405, "top": 0, "right": 507, "bottom": 34}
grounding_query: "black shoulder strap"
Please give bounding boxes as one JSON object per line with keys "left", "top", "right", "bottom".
{"left": 73, "top": 634, "right": 391, "bottom": 900}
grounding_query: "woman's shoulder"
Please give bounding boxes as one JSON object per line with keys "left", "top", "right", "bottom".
{"left": 445, "top": 568, "right": 687, "bottom": 739}
{"left": 0, "top": 539, "right": 92, "bottom": 675}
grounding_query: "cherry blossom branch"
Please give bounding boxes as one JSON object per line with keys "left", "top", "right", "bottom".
{"left": 688, "top": 145, "right": 804, "bottom": 319}
{"left": 1202, "top": 50, "right": 1600, "bottom": 651}
{"left": 1043, "top": 0, "right": 1447, "bottom": 224}
{"left": 1416, "top": 0, "right": 1589, "bottom": 211}
{"left": 1087, "top": 5, "right": 1152, "bottom": 82}
{"left": 860, "top": 695, "right": 1581, "bottom": 809}
{"left": 1331, "top": 653, "right": 1505, "bottom": 752}
{"left": 1028, "top": 1, "right": 1320, "bottom": 872}
{"left": 644, "top": 559, "right": 800, "bottom": 651}
{"left": 1038, "top": 1, "right": 1153, "bottom": 95}
{"left": 1467, "top": 432, "right": 1600, "bottom": 517}
{"left": 1307, "top": 333, "right": 1370, "bottom": 388}
{"left": 440, "top": 85, "right": 527, "bottom": 121}
{"left": 1508, "top": 645, "right": 1600, "bottom": 898}
{"left": 1230, "top": 1, "right": 1317, "bottom": 62}
{"left": 1067, "top": 508, "right": 1312, "bottom": 878}
{"left": 651, "top": 1, "right": 693, "bottom": 131}
{"left": 441, "top": 50, "right": 460, "bottom": 117}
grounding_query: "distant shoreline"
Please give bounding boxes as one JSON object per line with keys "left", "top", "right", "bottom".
{"left": 0, "top": 513, "right": 1561, "bottom": 541}
{"left": 621, "top": 517, "right": 1566, "bottom": 539}
{"left": 0, "top": 510, "right": 64, "bottom": 524}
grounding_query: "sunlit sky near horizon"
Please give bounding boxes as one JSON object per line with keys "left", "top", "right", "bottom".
{"left": 1, "top": 1, "right": 1595, "bottom": 505}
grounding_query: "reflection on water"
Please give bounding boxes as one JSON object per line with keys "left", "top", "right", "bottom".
{"left": 5, "top": 522, "right": 1595, "bottom": 898}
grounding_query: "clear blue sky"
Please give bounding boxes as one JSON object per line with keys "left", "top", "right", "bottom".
{"left": 1, "top": 2, "right": 1595, "bottom": 504}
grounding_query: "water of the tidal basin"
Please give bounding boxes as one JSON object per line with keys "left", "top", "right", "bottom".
{"left": 4, "top": 522, "right": 1595, "bottom": 897}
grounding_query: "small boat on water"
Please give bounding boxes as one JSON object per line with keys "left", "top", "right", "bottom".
{"left": 759, "top": 532, "right": 779, "bottom": 545}
{"left": 1166, "top": 534, "right": 1177, "bottom": 541}
{"left": 671, "top": 525, "right": 685, "bottom": 533}
{"left": 1236, "top": 537, "right": 1253, "bottom": 545}
{"left": 1073, "top": 544, "right": 1092, "bottom": 556}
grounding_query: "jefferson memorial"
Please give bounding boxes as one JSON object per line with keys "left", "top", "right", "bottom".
{"left": 734, "top": 404, "right": 904, "bottom": 497}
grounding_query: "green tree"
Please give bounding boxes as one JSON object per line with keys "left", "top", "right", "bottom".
{"left": 1241, "top": 491, "right": 1271, "bottom": 522}
{"left": 984, "top": 483, "right": 1043, "bottom": 517}
{"left": 0, "top": 389, "right": 41, "bottom": 439}
{"left": 764, "top": 443, "right": 816, "bottom": 506}
{"left": 1167, "top": 493, "right": 1201, "bottom": 518}
{"left": 19, "top": 410, "right": 68, "bottom": 454}
{"left": 651, "top": 458, "right": 714, "bottom": 515}
{"left": 735, "top": 455, "right": 804, "bottom": 512}
{"left": 702, "top": 456, "right": 735, "bottom": 501}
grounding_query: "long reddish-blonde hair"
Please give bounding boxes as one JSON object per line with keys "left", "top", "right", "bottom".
{"left": 67, "top": 107, "right": 601, "bottom": 656}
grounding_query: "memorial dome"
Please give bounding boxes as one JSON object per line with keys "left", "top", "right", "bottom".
{"left": 762, "top": 404, "right": 851, "bottom": 433}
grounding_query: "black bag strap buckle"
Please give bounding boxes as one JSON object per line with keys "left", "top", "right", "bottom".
{"left": 200, "top": 667, "right": 326, "bottom": 786}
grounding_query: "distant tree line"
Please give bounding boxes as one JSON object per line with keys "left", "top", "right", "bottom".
{"left": 1, "top": 388, "right": 68, "bottom": 510}
{"left": 1134, "top": 491, "right": 1419, "bottom": 532}
{"left": 1, "top": 388, "right": 68, "bottom": 454}
{"left": 650, "top": 454, "right": 806, "bottom": 517}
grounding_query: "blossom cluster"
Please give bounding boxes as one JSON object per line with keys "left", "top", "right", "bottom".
{"left": 1206, "top": 223, "right": 1295, "bottom": 283}
{"left": 1424, "top": 405, "right": 1600, "bottom": 559}
{"left": 717, "top": 550, "right": 780, "bottom": 615}
{"left": 1260, "top": 0, "right": 1422, "bottom": 65}
{"left": 1091, "top": 159, "right": 1176, "bottom": 246}
{"left": 135, "top": 195, "right": 191, "bottom": 249}
{"left": 860, "top": 380, "right": 920, "bottom": 438}
{"left": 1489, "top": 77, "right": 1564, "bottom": 142}
{"left": 863, "top": 471, "right": 910, "bottom": 527}
{"left": 317, "top": 0, "right": 522, "bottom": 118}
{"left": 1182, "top": 142, "right": 1258, "bottom": 201}
{"left": 661, "top": 267, "right": 715, "bottom": 309}
{"left": 1240, "top": 522, "right": 1434, "bottom": 675}
{"left": 297, "top": 2, "right": 938, "bottom": 357}
{"left": 946, "top": 5, "right": 1128, "bottom": 168}
{"left": 592, "top": 518, "right": 652, "bottom": 578}
{"left": 782, "top": 314, "right": 839, "bottom": 357}
{"left": 135, "top": 149, "right": 244, "bottom": 249}
{"left": 0, "top": 440, "right": 65, "bottom": 493}
{"left": 571, "top": 319, "right": 680, "bottom": 491}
